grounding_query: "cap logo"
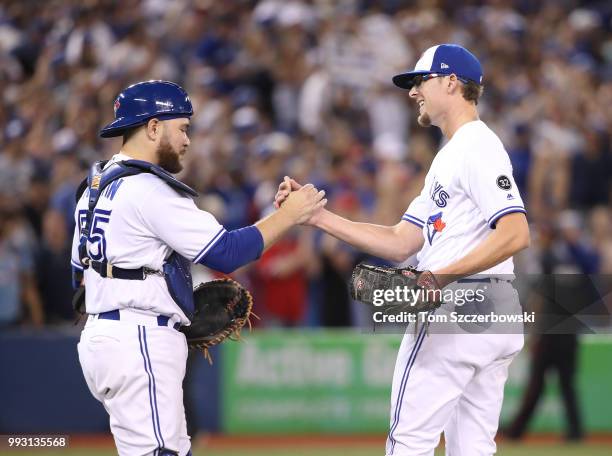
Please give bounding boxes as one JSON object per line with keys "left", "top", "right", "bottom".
{"left": 440, "top": 62, "right": 449, "bottom": 69}
{"left": 113, "top": 99, "right": 120, "bottom": 115}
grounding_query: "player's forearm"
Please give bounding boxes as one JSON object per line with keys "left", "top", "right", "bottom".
{"left": 254, "top": 209, "right": 296, "bottom": 250}
{"left": 433, "top": 213, "right": 530, "bottom": 285}
{"left": 314, "top": 209, "right": 420, "bottom": 262}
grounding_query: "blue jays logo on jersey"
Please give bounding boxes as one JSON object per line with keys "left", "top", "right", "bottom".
{"left": 430, "top": 179, "right": 450, "bottom": 208}
{"left": 427, "top": 212, "right": 446, "bottom": 245}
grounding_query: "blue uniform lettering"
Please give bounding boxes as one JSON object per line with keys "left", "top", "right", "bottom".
{"left": 103, "top": 178, "right": 124, "bottom": 200}
{"left": 430, "top": 181, "right": 450, "bottom": 208}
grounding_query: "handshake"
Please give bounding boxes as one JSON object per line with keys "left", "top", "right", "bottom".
{"left": 273, "top": 176, "right": 326, "bottom": 225}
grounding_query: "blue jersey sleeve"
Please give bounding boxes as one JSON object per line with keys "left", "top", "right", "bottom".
{"left": 196, "top": 225, "right": 264, "bottom": 273}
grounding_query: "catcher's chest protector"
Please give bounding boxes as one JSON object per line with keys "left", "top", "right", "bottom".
{"left": 76, "top": 159, "right": 198, "bottom": 320}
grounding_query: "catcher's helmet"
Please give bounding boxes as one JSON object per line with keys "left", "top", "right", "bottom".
{"left": 100, "top": 80, "right": 193, "bottom": 138}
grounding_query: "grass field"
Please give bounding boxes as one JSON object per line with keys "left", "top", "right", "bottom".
{"left": 2, "top": 436, "right": 612, "bottom": 456}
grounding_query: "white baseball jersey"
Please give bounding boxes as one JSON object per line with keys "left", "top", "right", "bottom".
{"left": 402, "top": 120, "right": 526, "bottom": 273}
{"left": 71, "top": 153, "right": 226, "bottom": 324}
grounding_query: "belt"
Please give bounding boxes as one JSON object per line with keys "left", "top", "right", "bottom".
{"left": 90, "top": 261, "right": 162, "bottom": 280}
{"left": 456, "top": 278, "right": 511, "bottom": 284}
{"left": 96, "top": 309, "right": 181, "bottom": 330}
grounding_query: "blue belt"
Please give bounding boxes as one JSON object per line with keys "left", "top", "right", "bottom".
{"left": 98, "top": 310, "right": 181, "bottom": 330}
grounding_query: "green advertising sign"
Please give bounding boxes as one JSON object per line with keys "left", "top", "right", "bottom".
{"left": 221, "top": 331, "right": 612, "bottom": 434}
{"left": 221, "top": 330, "right": 400, "bottom": 433}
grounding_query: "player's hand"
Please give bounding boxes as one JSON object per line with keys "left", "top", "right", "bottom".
{"left": 416, "top": 270, "right": 443, "bottom": 306}
{"left": 274, "top": 176, "right": 302, "bottom": 209}
{"left": 280, "top": 183, "right": 327, "bottom": 225}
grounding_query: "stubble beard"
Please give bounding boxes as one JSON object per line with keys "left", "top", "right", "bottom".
{"left": 156, "top": 135, "right": 183, "bottom": 174}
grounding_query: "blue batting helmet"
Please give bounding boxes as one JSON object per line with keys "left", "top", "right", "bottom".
{"left": 100, "top": 80, "right": 193, "bottom": 138}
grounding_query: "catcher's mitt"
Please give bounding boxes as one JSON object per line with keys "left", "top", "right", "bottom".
{"left": 349, "top": 263, "right": 442, "bottom": 313}
{"left": 181, "top": 278, "right": 255, "bottom": 363}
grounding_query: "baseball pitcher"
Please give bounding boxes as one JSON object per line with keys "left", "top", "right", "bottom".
{"left": 276, "top": 44, "right": 530, "bottom": 455}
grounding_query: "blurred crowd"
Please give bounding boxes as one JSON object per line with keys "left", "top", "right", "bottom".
{"left": 0, "top": 0, "right": 611, "bottom": 328}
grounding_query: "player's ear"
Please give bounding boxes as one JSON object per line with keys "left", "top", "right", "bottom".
{"left": 447, "top": 74, "right": 459, "bottom": 94}
{"left": 145, "top": 118, "right": 161, "bottom": 141}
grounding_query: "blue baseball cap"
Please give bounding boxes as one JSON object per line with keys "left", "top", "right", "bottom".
{"left": 393, "top": 44, "right": 483, "bottom": 89}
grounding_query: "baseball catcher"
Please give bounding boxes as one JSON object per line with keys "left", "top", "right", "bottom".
{"left": 181, "top": 278, "right": 255, "bottom": 363}
{"left": 73, "top": 79, "right": 325, "bottom": 456}
{"left": 350, "top": 263, "right": 443, "bottom": 313}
